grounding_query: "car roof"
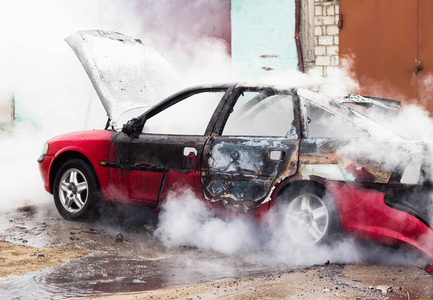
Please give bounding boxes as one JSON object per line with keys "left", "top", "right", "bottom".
{"left": 138, "top": 83, "right": 402, "bottom": 140}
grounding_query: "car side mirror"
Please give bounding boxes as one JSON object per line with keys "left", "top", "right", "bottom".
{"left": 122, "top": 118, "right": 142, "bottom": 139}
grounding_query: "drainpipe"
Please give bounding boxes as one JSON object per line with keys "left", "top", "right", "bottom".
{"left": 295, "top": 0, "right": 304, "bottom": 72}
{"left": 11, "top": 94, "right": 15, "bottom": 122}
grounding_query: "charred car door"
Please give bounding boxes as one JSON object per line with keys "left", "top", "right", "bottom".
{"left": 201, "top": 87, "right": 300, "bottom": 209}
{"left": 108, "top": 86, "right": 233, "bottom": 206}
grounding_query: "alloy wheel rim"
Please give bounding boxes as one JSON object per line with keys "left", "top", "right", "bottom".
{"left": 285, "top": 193, "right": 329, "bottom": 245}
{"left": 58, "top": 168, "right": 89, "bottom": 213}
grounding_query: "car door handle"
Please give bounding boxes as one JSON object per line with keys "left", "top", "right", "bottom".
{"left": 184, "top": 147, "right": 198, "bottom": 156}
{"left": 269, "top": 150, "right": 284, "bottom": 160}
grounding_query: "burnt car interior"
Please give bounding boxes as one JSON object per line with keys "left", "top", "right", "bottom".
{"left": 300, "top": 96, "right": 369, "bottom": 139}
{"left": 223, "top": 89, "right": 296, "bottom": 138}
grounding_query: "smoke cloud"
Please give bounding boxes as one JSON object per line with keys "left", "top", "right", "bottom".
{"left": 1, "top": 0, "right": 433, "bottom": 270}
{"left": 155, "top": 188, "right": 429, "bottom": 268}
{"left": 0, "top": 0, "right": 232, "bottom": 211}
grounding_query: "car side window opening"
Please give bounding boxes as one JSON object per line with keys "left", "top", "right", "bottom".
{"left": 302, "top": 99, "right": 368, "bottom": 139}
{"left": 398, "top": 156, "right": 433, "bottom": 185}
{"left": 143, "top": 91, "right": 225, "bottom": 135}
{"left": 400, "top": 157, "right": 423, "bottom": 184}
{"left": 222, "top": 91, "right": 296, "bottom": 137}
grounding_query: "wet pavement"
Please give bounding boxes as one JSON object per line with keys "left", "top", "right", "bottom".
{"left": 0, "top": 203, "right": 275, "bottom": 299}
{"left": 1, "top": 202, "right": 433, "bottom": 299}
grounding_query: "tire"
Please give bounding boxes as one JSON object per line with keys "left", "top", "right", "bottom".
{"left": 275, "top": 184, "right": 340, "bottom": 246}
{"left": 53, "top": 159, "right": 100, "bottom": 221}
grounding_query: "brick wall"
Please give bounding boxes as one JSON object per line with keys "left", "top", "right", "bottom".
{"left": 307, "top": 0, "right": 339, "bottom": 76}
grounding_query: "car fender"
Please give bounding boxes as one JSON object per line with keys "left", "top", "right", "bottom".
{"left": 327, "top": 181, "right": 433, "bottom": 258}
{"left": 44, "top": 131, "right": 113, "bottom": 199}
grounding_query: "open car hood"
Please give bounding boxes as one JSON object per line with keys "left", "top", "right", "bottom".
{"left": 66, "top": 30, "right": 180, "bottom": 126}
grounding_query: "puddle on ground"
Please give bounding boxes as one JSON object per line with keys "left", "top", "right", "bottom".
{"left": 0, "top": 204, "right": 274, "bottom": 299}
{"left": 0, "top": 256, "right": 162, "bottom": 299}
{"left": 0, "top": 252, "right": 272, "bottom": 299}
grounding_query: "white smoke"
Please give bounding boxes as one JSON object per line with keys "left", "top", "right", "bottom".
{"left": 155, "top": 188, "right": 262, "bottom": 255}
{"left": 1, "top": 0, "right": 433, "bottom": 270}
{"left": 372, "top": 103, "right": 433, "bottom": 141}
{"left": 155, "top": 188, "right": 429, "bottom": 267}
{"left": 0, "top": 0, "right": 232, "bottom": 211}
{"left": 257, "top": 56, "right": 360, "bottom": 96}
{"left": 0, "top": 1, "right": 102, "bottom": 211}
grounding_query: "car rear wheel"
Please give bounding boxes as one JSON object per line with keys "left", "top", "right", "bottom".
{"left": 276, "top": 185, "right": 340, "bottom": 245}
{"left": 53, "top": 159, "right": 100, "bottom": 221}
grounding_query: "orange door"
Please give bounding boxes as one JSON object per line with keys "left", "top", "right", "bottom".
{"left": 339, "top": 0, "right": 433, "bottom": 113}
{"left": 418, "top": 0, "right": 433, "bottom": 112}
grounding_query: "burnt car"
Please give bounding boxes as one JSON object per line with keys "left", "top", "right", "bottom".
{"left": 39, "top": 31, "right": 433, "bottom": 258}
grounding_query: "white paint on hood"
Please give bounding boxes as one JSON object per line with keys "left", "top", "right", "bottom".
{"left": 65, "top": 30, "right": 180, "bottom": 126}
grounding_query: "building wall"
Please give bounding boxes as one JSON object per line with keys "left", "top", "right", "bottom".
{"left": 231, "top": 0, "right": 298, "bottom": 80}
{"left": 302, "top": 0, "right": 340, "bottom": 76}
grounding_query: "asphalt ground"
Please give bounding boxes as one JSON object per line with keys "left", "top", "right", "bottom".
{"left": 1, "top": 202, "right": 432, "bottom": 299}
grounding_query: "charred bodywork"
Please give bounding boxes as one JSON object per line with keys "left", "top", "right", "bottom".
{"left": 38, "top": 31, "right": 433, "bottom": 258}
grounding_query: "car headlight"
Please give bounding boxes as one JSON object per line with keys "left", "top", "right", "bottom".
{"left": 42, "top": 142, "right": 49, "bottom": 155}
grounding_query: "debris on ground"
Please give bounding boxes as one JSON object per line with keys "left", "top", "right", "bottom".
{"left": 115, "top": 233, "right": 123, "bottom": 242}
{"left": 375, "top": 285, "right": 393, "bottom": 294}
{"left": 424, "top": 264, "right": 433, "bottom": 274}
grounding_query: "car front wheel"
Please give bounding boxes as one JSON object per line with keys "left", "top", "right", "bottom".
{"left": 276, "top": 185, "right": 340, "bottom": 245}
{"left": 53, "top": 159, "right": 100, "bottom": 221}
